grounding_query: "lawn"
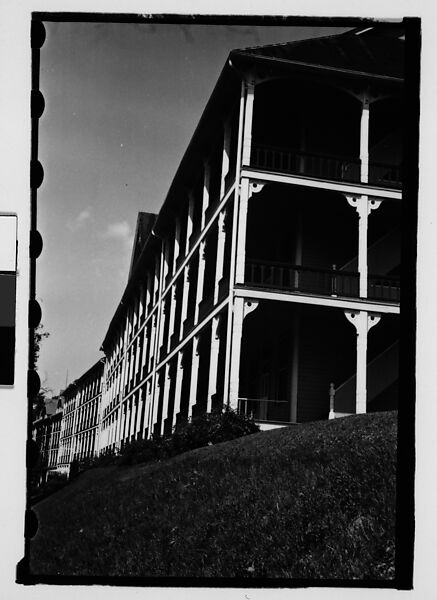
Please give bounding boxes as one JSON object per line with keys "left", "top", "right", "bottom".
{"left": 29, "top": 411, "right": 397, "bottom": 580}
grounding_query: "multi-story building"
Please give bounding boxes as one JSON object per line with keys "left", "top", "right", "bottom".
{"left": 96, "top": 25, "right": 403, "bottom": 453}
{"left": 57, "top": 359, "right": 104, "bottom": 472}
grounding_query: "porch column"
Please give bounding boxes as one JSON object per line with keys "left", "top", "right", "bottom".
{"left": 220, "top": 118, "right": 231, "bottom": 198}
{"left": 201, "top": 161, "right": 211, "bottom": 230}
{"left": 145, "top": 380, "right": 153, "bottom": 437}
{"left": 139, "top": 281, "right": 145, "bottom": 322}
{"left": 234, "top": 177, "right": 250, "bottom": 284}
{"left": 179, "top": 264, "right": 190, "bottom": 338}
{"left": 214, "top": 211, "right": 226, "bottom": 303}
{"left": 173, "top": 218, "right": 181, "bottom": 272}
{"left": 186, "top": 192, "right": 194, "bottom": 253}
{"left": 167, "top": 284, "right": 177, "bottom": 353}
{"left": 151, "top": 374, "right": 162, "bottom": 433}
{"left": 172, "top": 350, "right": 184, "bottom": 428}
{"left": 194, "top": 241, "right": 206, "bottom": 324}
{"left": 188, "top": 335, "right": 200, "bottom": 417}
{"left": 360, "top": 94, "right": 370, "bottom": 184}
{"left": 207, "top": 315, "right": 221, "bottom": 412}
{"left": 242, "top": 81, "right": 255, "bottom": 166}
{"left": 159, "top": 363, "right": 172, "bottom": 436}
{"left": 228, "top": 296, "right": 245, "bottom": 409}
{"left": 345, "top": 310, "right": 381, "bottom": 414}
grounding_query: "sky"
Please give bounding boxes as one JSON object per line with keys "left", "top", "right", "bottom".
{"left": 37, "top": 21, "right": 349, "bottom": 395}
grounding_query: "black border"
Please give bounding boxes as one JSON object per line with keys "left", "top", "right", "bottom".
{"left": 18, "top": 13, "right": 420, "bottom": 589}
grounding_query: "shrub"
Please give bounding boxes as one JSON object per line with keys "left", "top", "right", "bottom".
{"left": 118, "top": 407, "right": 259, "bottom": 466}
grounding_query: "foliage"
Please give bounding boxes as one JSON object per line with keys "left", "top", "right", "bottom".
{"left": 30, "top": 411, "right": 398, "bottom": 580}
{"left": 118, "top": 407, "right": 260, "bottom": 466}
{"left": 32, "top": 323, "right": 50, "bottom": 369}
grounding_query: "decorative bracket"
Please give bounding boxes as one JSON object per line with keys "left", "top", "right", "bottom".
{"left": 243, "top": 299, "right": 259, "bottom": 319}
{"left": 249, "top": 181, "right": 265, "bottom": 196}
{"left": 344, "top": 309, "right": 381, "bottom": 332}
{"left": 367, "top": 312, "right": 381, "bottom": 331}
{"left": 346, "top": 194, "right": 382, "bottom": 216}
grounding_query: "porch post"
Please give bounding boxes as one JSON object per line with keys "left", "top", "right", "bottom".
{"left": 201, "top": 160, "right": 210, "bottom": 230}
{"left": 242, "top": 81, "right": 255, "bottom": 166}
{"left": 207, "top": 315, "right": 221, "bottom": 412}
{"left": 194, "top": 241, "right": 206, "bottom": 324}
{"left": 345, "top": 310, "right": 381, "bottom": 414}
{"left": 179, "top": 264, "right": 190, "bottom": 338}
{"left": 214, "top": 211, "right": 226, "bottom": 303}
{"left": 220, "top": 118, "right": 231, "bottom": 198}
{"left": 172, "top": 350, "right": 184, "bottom": 428}
{"left": 159, "top": 363, "right": 172, "bottom": 436}
{"left": 235, "top": 176, "right": 250, "bottom": 284}
{"left": 188, "top": 335, "right": 200, "bottom": 417}
{"left": 166, "top": 284, "right": 177, "bottom": 353}
{"left": 360, "top": 93, "right": 370, "bottom": 184}
{"left": 186, "top": 191, "right": 194, "bottom": 253}
{"left": 228, "top": 296, "right": 245, "bottom": 410}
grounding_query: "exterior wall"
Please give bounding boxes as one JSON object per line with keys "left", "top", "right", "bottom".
{"left": 57, "top": 360, "right": 104, "bottom": 472}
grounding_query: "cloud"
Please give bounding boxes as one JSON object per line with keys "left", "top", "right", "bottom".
{"left": 68, "top": 207, "right": 93, "bottom": 231}
{"left": 102, "top": 220, "right": 133, "bottom": 253}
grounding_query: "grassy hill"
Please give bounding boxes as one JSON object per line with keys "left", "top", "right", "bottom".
{"left": 29, "top": 411, "right": 397, "bottom": 581}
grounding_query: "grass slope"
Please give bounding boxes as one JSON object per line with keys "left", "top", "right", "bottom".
{"left": 30, "top": 411, "right": 397, "bottom": 580}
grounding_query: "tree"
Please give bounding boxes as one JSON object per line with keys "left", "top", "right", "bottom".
{"left": 31, "top": 324, "right": 51, "bottom": 421}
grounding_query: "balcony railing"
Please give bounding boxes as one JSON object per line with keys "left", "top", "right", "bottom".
{"left": 250, "top": 144, "right": 401, "bottom": 188}
{"left": 238, "top": 397, "right": 290, "bottom": 423}
{"left": 245, "top": 259, "right": 400, "bottom": 303}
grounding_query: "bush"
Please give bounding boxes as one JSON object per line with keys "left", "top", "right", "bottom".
{"left": 119, "top": 407, "right": 259, "bottom": 466}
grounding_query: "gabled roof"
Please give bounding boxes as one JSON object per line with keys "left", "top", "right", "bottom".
{"left": 231, "top": 25, "right": 404, "bottom": 80}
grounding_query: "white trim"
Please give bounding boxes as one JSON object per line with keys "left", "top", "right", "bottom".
{"left": 234, "top": 287, "right": 400, "bottom": 314}
{"left": 241, "top": 168, "right": 402, "bottom": 200}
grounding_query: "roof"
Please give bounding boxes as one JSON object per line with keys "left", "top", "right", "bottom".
{"left": 128, "top": 212, "right": 157, "bottom": 280}
{"left": 231, "top": 25, "right": 404, "bottom": 80}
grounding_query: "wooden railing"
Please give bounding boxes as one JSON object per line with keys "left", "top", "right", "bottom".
{"left": 250, "top": 143, "right": 401, "bottom": 188}
{"left": 238, "top": 397, "right": 290, "bottom": 423}
{"left": 245, "top": 259, "right": 400, "bottom": 302}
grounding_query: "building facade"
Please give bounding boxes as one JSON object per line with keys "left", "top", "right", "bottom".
{"left": 96, "top": 26, "right": 403, "bottom": 453}
{"left": 33, "top": 26, "right": 404, "bottom": 470}
{"left": 57, "top": 359, "right": 104, "bottom": 472}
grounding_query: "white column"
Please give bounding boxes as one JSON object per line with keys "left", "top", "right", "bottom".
{"left": 235, "top": 177, "right": 250, "bottom": 284}
{"left": 201, "top": 161, "right": 211, "bottom": 229}
{"left": 186, "top": 192, "right": 194, "bottom": 253}
{"left": 242, "top": 81, "right": 255, "bottom": 166}
{"left": 360, "top": 94, "right": 370, "bottom": 184}
{"left": 173, "top": 218, "right": 181, "bottom": 271}
{"left": 158, "top": 363, "right": 172, "bottom": 436}
{"left": 172, "top": 351, "right": 184, "bottom": 428}
{"left": 145, "top": 380, "right": 153, "bottom": 437}
{"left": 347, "top": 195, "right": 370, "bottom": 299}
{"left": 166, "top": 285, "right": 177, "bottom": 353}
{"left": 207, "top": 316, "right": 221, "bottom": 412}
{"left": 345, "top": 310, "right": 381, "bottom": 414}
{"left": 194, "top": 242, "right": 206, "bottom": 324}
{"left": 214, "top": 212, "right": 226, "bottom": 303}
{"left": 220, "top": 119, "right": 231, "bottom": 198}
{"left": 151, "top": 374, "right": 162, "bottom": 433}
{"left": 188, "top": 336, "right": 200, "bottom": 417}
{"left": 179, "top": 265, "right": 190, "bottom": 338}
{"left": 228, "top": 297, "right": 245, "bottom": 409}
